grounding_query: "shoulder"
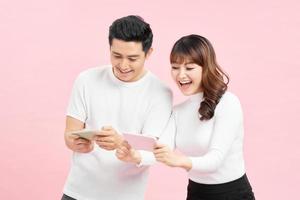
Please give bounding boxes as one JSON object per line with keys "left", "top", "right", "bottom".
{"left": 147, "top": 72, "right": 173, "bottom": 98}
{"left": 216, "top": 91, "right": 243, "bottom": 116}
{"left": 74, "top": 65, "right": 111, "bottom": 86}
{"left": 218, "top": 91, "right": 241, "bottom": 106}
{"left": 77, "top": 65, "right": 110, "bottom": 80}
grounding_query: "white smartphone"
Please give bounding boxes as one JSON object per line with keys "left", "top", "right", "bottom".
{"left": 70, "top": 129, "right": 99, "bottom": 140}
{"left": 123, "top": 133, "right": 157, "bottom": 151}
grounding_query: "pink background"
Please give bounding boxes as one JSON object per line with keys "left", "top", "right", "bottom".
{"left": 1, "top": 0, "right": 299, "bottom": 199}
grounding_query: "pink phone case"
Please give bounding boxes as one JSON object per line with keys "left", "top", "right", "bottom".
{"left": 123, "top": 133, "right": 156, "bottom": 151}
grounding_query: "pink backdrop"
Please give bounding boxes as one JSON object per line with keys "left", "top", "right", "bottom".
{"left": 1, "top": 0, "right": 299, "bottom": 199}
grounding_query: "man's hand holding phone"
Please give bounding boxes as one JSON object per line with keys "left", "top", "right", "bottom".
{"left": 94, "top": 126, "right": 124, "bottom": 151}
{"left": 65, "top": 132, "right": 94, "bottom": 153}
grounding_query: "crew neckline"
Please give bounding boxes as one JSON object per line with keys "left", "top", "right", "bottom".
{"left": 189, "top": 92, "right": 204, "bottom": 101}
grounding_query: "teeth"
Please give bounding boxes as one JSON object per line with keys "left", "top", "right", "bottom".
{"left": 179, "top": 80, "right": 192, "bottom": 84}
{"left": 119, "top": 69, "right": 132, "bottom": 73}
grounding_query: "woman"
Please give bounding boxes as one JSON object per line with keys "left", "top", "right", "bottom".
{"left": 154, "top": 34, "right": 255, "bottom": 200}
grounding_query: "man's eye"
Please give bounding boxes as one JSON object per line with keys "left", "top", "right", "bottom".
{"left": 114, "top": 55, "right": 121, "bottom": 59}
{"left": 129, "top": 58, "right": 137, "bottom": 62}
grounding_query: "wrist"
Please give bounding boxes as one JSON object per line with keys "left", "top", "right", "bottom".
{"left": 132, "top": 150, "right": 142, "bottom": 164}
{"left": 179, "top": 155, "right": 192, "bottom": 171}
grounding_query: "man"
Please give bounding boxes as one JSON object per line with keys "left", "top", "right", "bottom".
{"left": 62, "top": 15, "right": 172, "bottom": 200}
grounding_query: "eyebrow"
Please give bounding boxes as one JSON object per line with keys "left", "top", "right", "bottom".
{"left": 112, "top": 51, "right": 140, "bottom": 58}
{"left": 171, "top": 62, "right": 195, "bottom": 67}
{"left": 185, "top": 61, "right": 195, "bottom": 65}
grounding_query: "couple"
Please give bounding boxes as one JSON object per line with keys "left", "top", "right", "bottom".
{"left": 62, "top": 15, "right": 255, "bottom": 200}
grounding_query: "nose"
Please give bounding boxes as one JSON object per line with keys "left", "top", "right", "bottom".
{"left": 119, "top": 59, "right": 129, "bottom": 70}
{"left": 178, "top": 68, "right": 187, "bottom": 79}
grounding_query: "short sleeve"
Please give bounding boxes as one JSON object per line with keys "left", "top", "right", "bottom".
{"left": 141, "top": 88, "right": 173, "bottom": 138}
{"left": 66, "top": 74, "right": 87, "bottom": 122}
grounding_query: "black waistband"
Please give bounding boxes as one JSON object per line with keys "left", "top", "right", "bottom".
{"left": 188, "top": 174, "right": 252, "bottom": 194}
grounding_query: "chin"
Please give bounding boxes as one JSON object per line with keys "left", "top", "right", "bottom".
{"left": 119, "top": 78, "right": 131, "bottom": 82}
{"left": 116, "top": 73, "right": 132, "bottom": 81}
{"left": 181, "top": 89, "right": 198, "bottom": 96}
{"left": 181, "top": 91, "right": 192, "bottom": 96}
{"left": 121, "top": 76, "right": 135, "bottom": 82}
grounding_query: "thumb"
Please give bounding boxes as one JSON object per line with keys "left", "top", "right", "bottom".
{"left": 154, "top": 141, "right": 166, "bottom": 149}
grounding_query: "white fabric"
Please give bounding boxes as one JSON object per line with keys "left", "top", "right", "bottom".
{"left": 164, "top": 92, "right": 246, "bottom": 184}
{"left": 63, "top": 65, "right": 172, "bottom": 200}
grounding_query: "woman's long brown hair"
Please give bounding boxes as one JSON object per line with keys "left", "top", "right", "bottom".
{"left": 170, "top": 34, "right": 229, "bottom": 120}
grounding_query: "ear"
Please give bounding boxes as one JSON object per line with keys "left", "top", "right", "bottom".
{"left": 145, "top": 48, "right": 153, "bottom": 59}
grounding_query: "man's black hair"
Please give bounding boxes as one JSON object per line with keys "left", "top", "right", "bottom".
{"left": 109, "top": 15, "right": 153, "bottom": 53}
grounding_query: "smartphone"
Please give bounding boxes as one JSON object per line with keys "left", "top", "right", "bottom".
{"left": 70, "top": 129, "right": 99, "bottom": 140}
{"left": 123, "top": 133, "right": 157, "bottom": 151}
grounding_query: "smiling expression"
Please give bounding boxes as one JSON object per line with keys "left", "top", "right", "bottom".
{"left": 110, "top": 39, "right": 152, "bottom": 82}
{"left": 171, "top": 61, "right": 203, "bottom": 95}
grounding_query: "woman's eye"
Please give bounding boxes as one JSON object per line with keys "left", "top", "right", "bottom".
{"left": 171, "top": 66, "right": 179, "bottom": 70}
{"left": 186, "top": 68, "right": 194, "bottom": 71}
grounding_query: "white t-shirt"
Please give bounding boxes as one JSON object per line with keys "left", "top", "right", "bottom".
{"left": 163, "top": 92, "right": 246, "bottom": 184}
{"left": 63, "top": 65, "right": 172, "bottom": 200}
